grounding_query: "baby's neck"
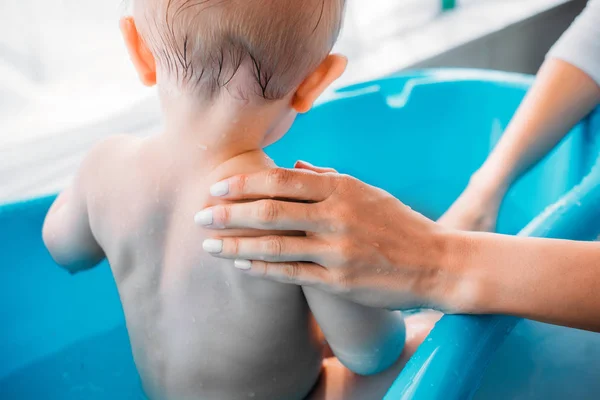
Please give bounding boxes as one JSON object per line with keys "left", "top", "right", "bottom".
{"left": 159, "top": 95, "right": 280, "bottom": 165}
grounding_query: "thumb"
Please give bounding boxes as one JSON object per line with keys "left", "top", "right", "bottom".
{"left": 295, "top": 160, "right": 338, "bottom": 174}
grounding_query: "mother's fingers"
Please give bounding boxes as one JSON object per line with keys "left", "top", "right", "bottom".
{"left": 238, "top": 260, "right": 332, "bottom": 288}
{"left": 203, "top": 236, "right": 327, "bottom": 263}
{"left": 209, "top": 168, "right": 338, "bottom": 202}
{"left": 196, "top": 200, "right": 325, "bottom": 231}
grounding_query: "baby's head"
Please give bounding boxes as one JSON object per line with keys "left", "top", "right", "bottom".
{"left": 121, "top": 0, "right": 346, "bottom": 140}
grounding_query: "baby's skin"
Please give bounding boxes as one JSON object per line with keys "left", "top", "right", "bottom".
{"left": 43, "top": 130, "right": 440, "bottom": 399}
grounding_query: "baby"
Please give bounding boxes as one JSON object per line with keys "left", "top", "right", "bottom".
{"left": 43, "top": 1, "right": 437, "bottom": 399}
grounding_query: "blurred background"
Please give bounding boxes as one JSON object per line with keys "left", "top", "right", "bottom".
{"left": 0, "top": 0, "right": 588, "bottom": 203}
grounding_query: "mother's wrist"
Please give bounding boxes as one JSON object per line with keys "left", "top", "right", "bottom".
{"left": 468, "top": 170, "right": 509, "bottom": 200}
{"left": 470, "top": 156, "right": 518, "bottom": 197}
{"left": 427, "top": 229, "right": 484, "bottom": 314}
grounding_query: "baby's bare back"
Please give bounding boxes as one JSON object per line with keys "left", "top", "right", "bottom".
{"left": 88, "top": 136, "right": 322, "bottom": 400}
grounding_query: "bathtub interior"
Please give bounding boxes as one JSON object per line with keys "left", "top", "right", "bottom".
{"left": 274, "top": 72, "right": 589, "bottom": 233}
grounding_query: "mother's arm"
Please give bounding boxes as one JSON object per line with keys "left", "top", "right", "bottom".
{"left": 197, "top": 164, "right": 600, "bottom": 332}
{"left": 440, "top": 0, "right": 600, "bottom": 232}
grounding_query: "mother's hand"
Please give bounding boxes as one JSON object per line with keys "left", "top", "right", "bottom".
{"left": 196, "top": 162, "right": 463, "bottom": 311}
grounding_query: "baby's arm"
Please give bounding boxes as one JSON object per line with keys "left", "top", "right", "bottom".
{"left": 42, "top": 144, "right": 109, "bottom": 273}
{"left": 304, "top": 287, "right": 405, "bottom": 376}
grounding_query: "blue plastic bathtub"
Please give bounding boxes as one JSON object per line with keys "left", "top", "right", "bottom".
{"left": 2, "top": 69, "right": 600, "bottom": 399}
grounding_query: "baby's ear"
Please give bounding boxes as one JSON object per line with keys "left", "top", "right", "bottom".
{"left": 120, "top": 17, "right": 157, "bottom": 87}
{"left": 292, "top": 54, "right": 347, "bottom": 113}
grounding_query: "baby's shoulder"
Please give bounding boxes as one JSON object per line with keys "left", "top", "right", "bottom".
{"left": 79, "top": 135, "right": 144, "bottom": 195}
{"left": 93, "top": 133, "right": 141, "bottom": 156}
{"left": 83, "top": 135, "right": 140, "bottom": 168}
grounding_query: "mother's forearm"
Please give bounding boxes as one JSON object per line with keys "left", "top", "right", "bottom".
{"left": 451, "top": 231, "right": 600, "bottom": 332}
{"left": 474, "top": 59, "right": 600, "bottom": 194}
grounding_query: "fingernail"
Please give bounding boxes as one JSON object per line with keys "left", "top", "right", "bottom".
{"left": 234, "top": 260, "right": 252, "bottom": 270}
{"left": 194, "top": 209, "right": 213, "bottom": 226}
{"left": 210, "top": 181, "right": 229, "bottom": 197}
{"left": 295, "top": 160, "right": 311, "bottom": 168}
{"left": 203, "top": 239, "right": 223, "bottom": 254}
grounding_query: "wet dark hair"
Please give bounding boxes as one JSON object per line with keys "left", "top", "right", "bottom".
{"left": 136, "top": 0, "right": 345, "bottom": 100}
